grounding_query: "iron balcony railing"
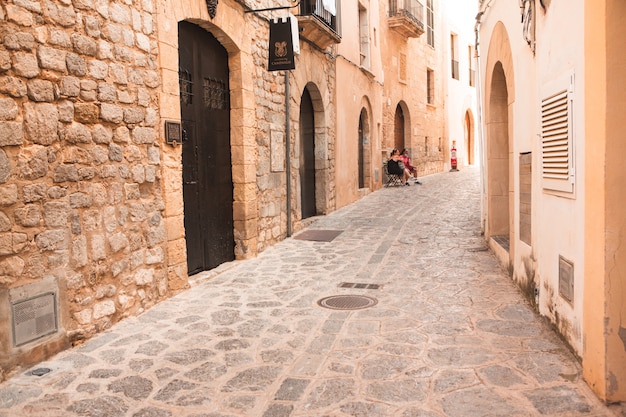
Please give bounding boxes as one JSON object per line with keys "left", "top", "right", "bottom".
{"left": 389, "top": 0, "right": 425, "bottom": 31}
{"left": 300, "top": 0, "right": 340, "bottom": 36}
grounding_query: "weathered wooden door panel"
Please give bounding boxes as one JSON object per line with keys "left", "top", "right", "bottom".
{"left": 300, "top": 89, "right": 316, "bottom": 219}
{"left": 179, "top": 21, "right": 234, "bottom": 274}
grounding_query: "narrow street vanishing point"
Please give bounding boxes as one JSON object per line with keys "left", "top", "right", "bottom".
{"left": 0, "top": 167, "right": 619, "bottom": 417}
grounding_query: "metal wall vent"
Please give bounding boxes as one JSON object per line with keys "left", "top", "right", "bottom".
{"left": 11, "top": 292, "right": 58, "bottom": 347}
{"left": 559, "top": 256, "right": 574, "bottom": 303}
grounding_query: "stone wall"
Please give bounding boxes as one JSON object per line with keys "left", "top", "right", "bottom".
{"left": 232, "top": 15, "right": 336, "bottom": 253}
{"left": 0, "top": 0, "right": 339, "bottom": 380}
{"left": 0, "top": 0, "right": 174, "bottom": 378}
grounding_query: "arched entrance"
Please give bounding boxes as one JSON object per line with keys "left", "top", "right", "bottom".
{"left": 464, "top": 110, "right": 475, "bottom": 165}
{"left": 394, "top": 104, "right": 405, "bottom": 151}
{"left": 179, "top": 21, "right": 234, "bottom": 274}
{"left": 358, "top": 108, "right": 371, "bottom": 189}
{"left": 487, "top": 61, "right": 510, "bottom": 246}
{"left": 300, "top": 87, "right": 316, "bottom": 219}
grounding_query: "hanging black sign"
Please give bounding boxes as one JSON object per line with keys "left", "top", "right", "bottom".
{"left": 268, "top": 18, "right": 295, "bottom": 71}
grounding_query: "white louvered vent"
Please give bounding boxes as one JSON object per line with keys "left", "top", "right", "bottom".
{"left": 541, "top": 87, "right": 573, "bottom": 192}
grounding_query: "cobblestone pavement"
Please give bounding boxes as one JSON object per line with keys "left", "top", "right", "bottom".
{"left": 0, "top": 167, "right": 621, "bottom": 417}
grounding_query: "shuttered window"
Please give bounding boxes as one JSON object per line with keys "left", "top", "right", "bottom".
{"left": 541, "top": 85, "right": 573, "bottom": 193}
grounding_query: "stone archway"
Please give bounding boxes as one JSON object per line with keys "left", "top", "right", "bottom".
{"left": 156, "top": 0, "right": 258, "bottom": 284}
{"left": 298, "top": 82, "right": 329, "bottom": 218}
{"left": 487, "top": 62, "right": 510, "bottom": 239}
{"left": 393, "top": 101, "right": 412, "bottom": 153}
{"left": 484, "top": 21, "right": 516, "bottom": 262}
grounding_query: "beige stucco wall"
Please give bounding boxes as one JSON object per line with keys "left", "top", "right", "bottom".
{"left": 334, "top": 0, "right": 383, "bottom": 208}
{"left": 481, "top": 0, "right": 626, "bottom": 403}
{"left": 602, "top": 0, "right": 626, "bottom": 401}
{"left": 584, "top": 0, "right": 626, "bottom": 402}
{"left": 583, "top": 0, "right": 607, "bottom": 399}
{"left": 480, "top": 0, "right": 586, "bottom": 354}
{"left": 444, "top": 0, "right": 477, "bottom": 169}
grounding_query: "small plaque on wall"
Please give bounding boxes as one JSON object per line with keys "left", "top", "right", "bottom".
{"left": 165, "top": 121, "right": 182, "bottom": 145}
{"left": 270, "top": 130, "right": 285, "bottom": 172}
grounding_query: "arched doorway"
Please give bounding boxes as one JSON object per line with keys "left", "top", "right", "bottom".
{"left": 464, "top": 110, "right": 475, "bottom": 165}
{"left": 300, "top": 88, "right": 316, "bottom": 219}
{"left": 487, "top": 62, "right": 510, "bottom": 245}
{"left": 179, "top": 21, "right": 234, "bottom": 274}
{"left": 358, "top": 108, "right": 371, "bottom": 189}
{"left": 394, "top": 104, "right": 405, "bottom": 151}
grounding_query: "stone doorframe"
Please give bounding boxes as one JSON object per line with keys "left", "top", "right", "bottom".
{"left": 483, "top": 21, "right": 516, "bottom": 267}
{"left": 297, "top": 82, "right": 330, "bottom": 219}
{"left": 289, "top": 68, "right": 335, "bottom": 224}
{"left": 358, "top": 96, "right": 373, "bottom": 189}
{"left": 156, "top": 0, "right": 258, "bottom": 286}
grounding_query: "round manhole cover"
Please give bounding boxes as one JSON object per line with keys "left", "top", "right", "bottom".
{"left": 317, "top": 295, "right": 378, "bottom": 310}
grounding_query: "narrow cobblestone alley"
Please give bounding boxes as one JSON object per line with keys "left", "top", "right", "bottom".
{"left": 0, "top": 167, "right": 619, "bottom": 417}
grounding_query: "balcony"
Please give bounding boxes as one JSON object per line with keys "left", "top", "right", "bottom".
{"left": 388, "top": 0, "right": 424, "bottom": 38}
{"left": 298, "top": 0, "right": 341, "bottom": 50}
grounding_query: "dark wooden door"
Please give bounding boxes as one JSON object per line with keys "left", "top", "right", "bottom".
{"left": 179, "top": 21, "right": 234, "bottom": 275}
{"left": 358, "top": 110, "right": 365, "bottom": 188}
{"left": 300, "top": 89, "right": 316, "bottom": 219}
{"left": 394, "top": 104, "right": 405, "bottom": 151}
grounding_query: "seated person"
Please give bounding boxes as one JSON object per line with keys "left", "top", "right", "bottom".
{"left": 401, "top": 148, "right": 421, "bottom": 184}
{"left": 387, "top": 149, "right": 411, "bottom": 186}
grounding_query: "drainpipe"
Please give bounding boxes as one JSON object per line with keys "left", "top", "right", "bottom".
{"left": 285, "top": 70, "right": 292, "bottom": 237}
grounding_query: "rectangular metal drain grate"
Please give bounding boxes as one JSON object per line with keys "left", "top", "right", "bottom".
{"left": 293, "top": 230, "right": 343, "bottom": 242}
{"left": 339, "top": 282, "right": 381, "bottom": 290}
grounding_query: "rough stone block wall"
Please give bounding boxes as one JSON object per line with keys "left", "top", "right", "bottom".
{"left": 0, "top": 0, "right": 169, "bottom": 373}
{"left": 251, "top": 33, "right": 336, "bottom": 253}
{"left": 252, "top": 30, "right": 286, "bottom": 253}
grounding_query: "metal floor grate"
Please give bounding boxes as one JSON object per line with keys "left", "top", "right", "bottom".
{"left": 293, "top": 230, "right": 343, "bottom": 242}
{"left": 339, "top": 282, "right": 381, "bottom": 290}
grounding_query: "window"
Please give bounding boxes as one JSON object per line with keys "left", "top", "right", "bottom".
{"left": 359, "top": 4, "right": 370, "bottom": 68}
{"left": 541, "top": 75, "right": 574, "bottom": 193}
{"left": 426, "top": 0, "right": 434, "bottom": 47}
{"left": 468, "top": 45, "right": 475, "bottom": 86}
{"left": 427, "top": 69, "right": 434, "bottom": 104}
{"left": 399, "top": 52, "right": 407, "bottom": 83}
{"left": 450, "top": 34, "right": 459, "bottom": 80}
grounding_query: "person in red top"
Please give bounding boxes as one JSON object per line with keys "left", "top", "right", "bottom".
{"left": 401, "top": 148, "right": 422, "bottom": 184}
